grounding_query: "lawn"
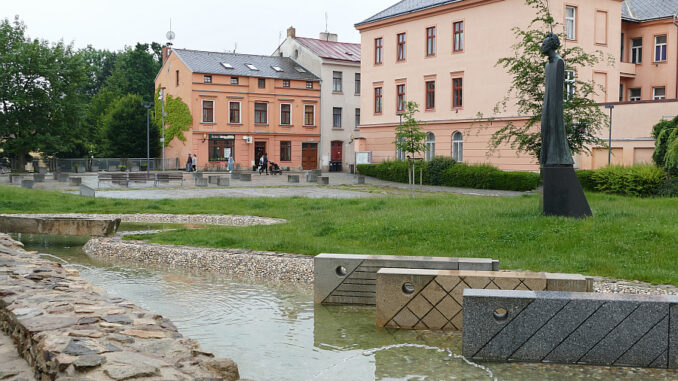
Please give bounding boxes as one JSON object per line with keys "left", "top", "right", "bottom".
{"left": 1, "top": 185, "right": 676, "bottom": 285}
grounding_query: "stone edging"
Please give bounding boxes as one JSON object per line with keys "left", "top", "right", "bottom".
{"left": 0, "top": 233, "right": 242, "bottom": 380}
{"left": 3, "top": 213, "right": 286, "bottom": 227}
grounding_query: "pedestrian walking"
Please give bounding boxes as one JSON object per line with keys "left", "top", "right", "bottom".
{"left": 258, "top": 155, "right": 265, "bottom": 175}
{"left": 186, "top": 153, "right": 192, "bottom": 172}
{"left": 262, "top": 152, "right": 269, "bottom": 175}
{"left": 192, "top": 154, "right": 197, "bottom": 172}
{"left": 228, "top": 155, "right": 234, "bottom": 173}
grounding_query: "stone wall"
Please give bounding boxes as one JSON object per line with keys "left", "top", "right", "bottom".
{"left": 0, "top": 233, "right": 243, "bottom": 380}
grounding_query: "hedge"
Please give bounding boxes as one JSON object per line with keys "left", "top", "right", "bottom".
{"left": 356, "top": 161, "right": 428, "bottom": 184}
{"left": 590, "top": 165, "right": 667, "bottom": 197}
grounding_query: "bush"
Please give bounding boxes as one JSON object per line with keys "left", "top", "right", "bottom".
{"left": 653, "top": 177, "right": 678, "bottom": 197}
{"left": 427, "top": 156, "right": 456, "bottom": 185}
{"left": 357, "top": 160, "right": 428, "bottom": 184}
{"left": 591, "top": 165, "right": 667, "bottom": 197}
{"left": 441, "top": 163, "right": 540, "bottom": 191}
{"left": 576, "top": 170, "right": 596, "bottom": 191}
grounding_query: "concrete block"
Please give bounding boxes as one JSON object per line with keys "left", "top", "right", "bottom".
{"left": 311, "top": 169, "right": 322, "bottom": 176}
{"left": 306, "top": 172, "right": 318, "bottom": 182}
{"left": 70, "top": 177, "right": 82, "bottom": 186}
{"left": 240, "top": 173, "right": 251, "bottom": 181}
{"left": 57, "top": 173, "right": 70, "bottom": 182}
{"left": 80, "top": 185, "right": 96, "bottom": 197}
{"left": 195, "top": 178, "right": 208, "bottom": 187}
{"left": 33, "top": 174, "right": 45, "bottom": 183}
{"left": 462, "top": 289, "right": 678, "bottom": 369}
{"left": 314, "top": 253, "right": 499, "bottom": 306}
{"left": 288, "top": 175, "right": 300, "bottom": 183}
{"left": 76, "top": 166, "right": 86, "bottom": 173}
{"left": 357, "top": 176, "right": 365, "bottom": 184}
{"left": 38, "top": 167, "right": 47, "bottom": 174}
{"left": 0, "top": 215, "right": 120, "bottom": 236}
{"left": 108, "top": 165, "right": 118, "bottom": 172}
{"left": 21, "top": 180, "right": 34, "bottom": 189}
{"left": 376, "top": 269, "right": 588, "bottom": 330}
{"left": 193, "top": 172, "right": 204, "bottom": 179}
{"left": 318, "top": 176, "right": 329, "bottom": 185}
{"left": 208, "top": 175, "right": 220, "bottom": 184}
{"left": 10, "top": 175, "right": 23, "bottom": 185}
{"left": 230, "top": 172, "right": 240, "bottom": 180}
{"left": 90, "top": 165, "right": 99, "bottom": 172}
{"left": 217, "top": 177, "right": 229, "bottom": 186}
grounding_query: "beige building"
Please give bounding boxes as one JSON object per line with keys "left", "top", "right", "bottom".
{"left": 275, "top": 28, "right": 362, "bottom": 172}
{"left": 355, "top": 0, "right": 678, "bottom": 170}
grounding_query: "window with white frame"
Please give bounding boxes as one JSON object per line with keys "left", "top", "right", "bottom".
{"left": 333, "top": 71, "right": 343, "bottom": 92}
{"left": 631, "top": 38, "right": 642, "bottom": 64}
{"left": 333, "top": 107, "right": 342, "bottom": 128}
{"left": 452, "top": 131, "right": 463, "bottom": 162}
{"left": 653, "top": 87, "right": 666, "bottom": 100}
{"left": 629, "top": 88, "right": 641, "bottom": 101}
{"left": 202, "top": 100, "right": 214, "bottom": 123}
{"left": 229, "top": 101, "right": 241, "bottom": 124}
{"left": 280, "top": 103, "right": 291, "bottom": 125}
{"left": 565, "top": 70, "right": 575, "bottom": 101}
{"left": 425, "top": 132, "right": 435, "bottom": 161}
{"left": 565, "top": 6, "right": 576, "bottom": 40}
{"left": 655, "top": 35, "right": 667, "bottom": 62}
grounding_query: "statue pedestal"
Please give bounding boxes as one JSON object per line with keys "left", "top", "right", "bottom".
{"left": 542, "top": 165, "right": 592, "bottom": 218}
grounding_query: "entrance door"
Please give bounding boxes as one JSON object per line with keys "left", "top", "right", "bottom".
{"left": 254, "top": 142, "right": 266, "bottom": 170}
{"left": 330, "top": 141, "right": 343, "bottom": 172}
{"left": 301, "top": 143, "right": 318, "bottom": 170}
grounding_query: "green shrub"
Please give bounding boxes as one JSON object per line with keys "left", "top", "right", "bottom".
{"left": 591, "top": 165, "right": 667, "bottom": 197}
{"left": 653, "top": 177, "right": 678, "bottom": 197}
{"left": 576, "top": 170, "right": 596, "bottom": 191}
{"left": 440, "top": 163, "right": 540, "bottom": 191}
{"left": 357, "top": 161, "right": 428, "bottom": 184}
{"left": 427, "top": 156, "right": 456, "bottom": 185}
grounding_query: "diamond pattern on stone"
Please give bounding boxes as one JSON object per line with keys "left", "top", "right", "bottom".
{"left": 435, "top": 276, "right": 461, "bottom": 292}
{"left": 421, "top": 308, "right": 448, "bottom": 330}
{"left": 435, "top": 295, "right": 462, "bottom": 318}
{"left": 449, "top": 309, "right": 464, "bottom": 330}
{"left": 450, "top": 279, "right": 470, "bottom": 305}
{"left": 492, "top": 277, "right": 521, "bottom": 290}
{"left": 464, "top": 276, "right": 491, "bottom": 289}
{"left": 407, "top": 295, "right": 434, "bottom": 319}
{"left": 421, "top": 280, "right": 446, "bottom": 305}
{"left": 391, "top": 308, "right": 419, "bottom": 328}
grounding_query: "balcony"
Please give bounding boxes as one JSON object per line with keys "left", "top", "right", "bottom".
{"left": 619, "top": 62, "right": 636, "bottom": 78}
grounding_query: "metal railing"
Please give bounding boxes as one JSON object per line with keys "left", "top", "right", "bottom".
{"left": 49, "top": 158, "right": 180, "bottom": 173}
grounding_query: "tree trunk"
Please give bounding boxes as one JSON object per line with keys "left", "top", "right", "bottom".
{"left": 14, "top": 152, "right": 26, "bottom": 172}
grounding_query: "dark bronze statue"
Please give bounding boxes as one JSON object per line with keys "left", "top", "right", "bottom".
{"left": 540, "top": 33, "right": 574, "bottom": 166}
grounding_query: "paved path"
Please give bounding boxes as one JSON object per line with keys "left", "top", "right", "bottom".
{"left": 0, "top": 331, "right": 36, "bottom": 380}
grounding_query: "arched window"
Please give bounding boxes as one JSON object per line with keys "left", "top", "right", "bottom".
{"left": 452, "top": 131, "right": 463, "bottom": 162}
{"left": 425, "top": 132, "right": 436, "bottom": 161}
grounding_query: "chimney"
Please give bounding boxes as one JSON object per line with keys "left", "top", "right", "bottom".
{"left": 287, "top": 26, "right": 296, "bottom": 38}
{"left": 319, "top": 32, "right": 338, "bottom": 42}
{"left": 162, "top": 46, "right": 170, "bottom": 65}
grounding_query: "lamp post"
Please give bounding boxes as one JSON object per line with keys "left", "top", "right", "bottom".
{"left": 159, "top": 87, "right": 166, "bottom": 171}
{"left": 141, "top": 101, "right": 154, "bottom": 176}
{"left": 605, "top": 104, "right": 614, "bottom": 166}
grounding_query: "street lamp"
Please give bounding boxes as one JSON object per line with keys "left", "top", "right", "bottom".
{"left": 141, "top": 101, "right": 155, "bottom": 176}
{"left": 605, "top": 104, "right": 614, "bottom": 166}
{"left": 158, "top": 87, "right": 167, "bottom": 171}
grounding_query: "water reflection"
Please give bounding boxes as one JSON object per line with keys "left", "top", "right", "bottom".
{"left": 15, "top": 234, "right": 677, "bottom": 381}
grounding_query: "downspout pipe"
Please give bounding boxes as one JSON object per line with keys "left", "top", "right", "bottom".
{"left": 674, "top": 15, "right": 678, "bottom": 99}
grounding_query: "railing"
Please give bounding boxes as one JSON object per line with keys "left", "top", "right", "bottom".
{"left": 50, "top": 158, "right": 180, "bottom": 172}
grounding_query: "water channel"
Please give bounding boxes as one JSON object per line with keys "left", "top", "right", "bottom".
{"left": 15, "top": 233, "right": 676, "bottom": 381}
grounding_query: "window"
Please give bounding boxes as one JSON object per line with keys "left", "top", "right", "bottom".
{"left": 295, "top": 66, "right": 306, "bottom": 73}
{"left": 565, "top": 6, "right": 576, "bottom": 40}
{"left": 629, "top": 88, "right": 641, "bottom": 101}
{"left": 333, "top": 71, "right": 343, "bottom": 92}
{"left": 452, "top": 78, "right": 463, "bottom": 108}
{"left": 425, "top": 132, "right": 435, "bottom": 161}
{"left": 619, "top": 84, "right": 624, "bottom": 102}
{"left": 280, "top": 104, "right": 291, "bottom": 125}
{"left": 202, "top": 100, "right": 214, "bottom": 123}
{"left": 254, "top": 102, "right": 268, "bottom": 124}
{"left": 453, "top": 21, "right": 464, "bottom": 52}
{"left": 204, "top": 75, "right": 212, "bottom": 83}
{"left": 452, "top": 131, "right": 463, "bottom": 162}
{"left": 271, "top": 66, "right": 283, "bottom": 72}
{"left": 283, "top": 80, "right": 290, "bottom": 88}
{"left": 655, "top": 35, "right": 667, "bottom": 62}
{"left": 304, "top": 105, "right": 315, "bottom": 126}
{"left": 426, "top": 27, "right": 436, "bottom": 56}
{"left": 397, "top": 33, "right": 406, "bottom": 61}
{"left": 280, "top": 141, "right": 291, "bottom": 161}
{"left": 221, "top": 62, "right": 233, "bottom": 69}
{"left": 355, "top": 108, "right": 360, "bottom": 128}
{"left": 396, "top": 137, "right": 406, "bottom": 161}
{"left": 425, "top": 81, "right": 435, "bottom": 110}
{"left": 653, "top": 87, "right": 666, "bottom": 100}
{"left": 229, "top": 102, "right": 241, "bottom": 124}
{"left": 209, "top": 137, "right": 234, "bottom": 162}
{"left": 231, "top": 77, "right": 239, "bottom": 85}
{"left": 355, "top": 73, "right": 361, "bottom": 95}
{"left": 396, "top": 84, "right": 406, "bottom": 112}
{"left": 565, "top": 70, "right": 575, "bottom": 100}
{"left": 246, "top": 64, "right": 259, "bottom": 71}
{"left": 375, "top": 38, "right": 383, "bottom": 64}
{"left": 258, "top": 78, "right": 266, "bottom": 89}
{"left": 631, "top": 38, "right": 642, "bottom": 64}
{"left": 176, "top": 70, "right": 180, "bottom": 86}
{"left": 333, "top": 107, "right": 342, "bottom": 128}
{"left": 374, "top": 87, "right": 383, "bottom": 114}
{"left": 306, "top": 81, "right": 313, "bottom": 89}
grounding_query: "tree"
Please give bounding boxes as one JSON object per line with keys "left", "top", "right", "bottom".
{"left": 100, "top": 94, "right": 160, "bottom": 158}
{"left": 394, "top": 101, "right": 427, "bottom": 194}
{"left": 153, "top": 88, "right": 193, "bottom": 147}
{"left": 484, "top": 0, "right": 607, "bottom": 160}
{"left": 78, "top": 45, "right": 118, "bottom": 99}
{"left": 652, "top": 116, "right": 678, "bottom": 176}
{"left": 104, "top": 43, "right": 161, "bottom": 102}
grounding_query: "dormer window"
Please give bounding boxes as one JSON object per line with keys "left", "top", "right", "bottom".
{"left": 221, "top": 62, "right": 233, "bottom": 69}
{"left": 246, "top": 64, "right": 259, "bottom": 71}
{"left": 271, "top": 66, "right": 284, "bottom": 72}
{"left": 295, "top": 66, "right": 306, "bottom": 73}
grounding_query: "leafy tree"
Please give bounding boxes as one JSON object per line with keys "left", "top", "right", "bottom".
{"left": 100, "top": 94, "right": 160, "bottom": 158}
{"left": 0, "top": 17, "right": 89, "bottom": 168}
{"left": 394, "top": 101, "right": 427, "bottom": 193}
{"left": 652, "top": 116, "right": 678, "bottom": 176}
{"left": 483, "top": 0, "right": 607, "bottom": 160}
{"left": 78, "top": 45, "right": 118, "bottom": 99}
{"left": 153, "top": 88, "right": 193, "bottom": 147}
{"left": 104, "top": 43, "right": 161, "bottom": 102}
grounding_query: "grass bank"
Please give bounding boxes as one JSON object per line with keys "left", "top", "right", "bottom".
{"left": 1, "top": 185, "right": 676, "bottom": 285}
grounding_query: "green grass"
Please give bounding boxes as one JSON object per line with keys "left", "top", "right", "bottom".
{"left": 1, "top": 185, "right": 677, "bottom": 285}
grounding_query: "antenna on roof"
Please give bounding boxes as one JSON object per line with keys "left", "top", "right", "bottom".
{"left": 166, "top": 18, "right": 175, "bottom": 47}
{"left": 325, "top": 12, "right": 329, "bottom": 34}
{"left": 233, "top": 42, "right": 237, "bottom": 54}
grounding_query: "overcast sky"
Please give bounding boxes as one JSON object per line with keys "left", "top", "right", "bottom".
{"left": 3, "top": 0, "right": 396, "bottom": 54}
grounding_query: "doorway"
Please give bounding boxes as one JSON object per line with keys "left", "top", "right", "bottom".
{"left": 330, "top": 141, "right": 343, "bottom": 172}
{"left": 254, "top": 142, "right": 266, "bottom": 170}
{"left": 301, "top": 143, "right": 318, "bottom": 170}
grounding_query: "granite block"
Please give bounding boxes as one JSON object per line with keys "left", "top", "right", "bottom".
{"left": 288, "top": 175, "right": 300, "bottom": 183}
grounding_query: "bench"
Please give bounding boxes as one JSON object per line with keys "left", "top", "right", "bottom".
{"left": 33, "top": 174, "right": 45, "bottom": 183}
{"left": 154, "top": 172, "right": 184, "bottom": 187}
{"left": 317, "top": 176, "right": 329, "bottom": 185}
{"left": 239, "top": 173, "right": 252, "bottom": 181}
{"left": 69, "top": 177, "right": 82, "bottom": 186}
{"left": 129, "top": 172, "right": 151, "bottom": 183}
{"left": 97, "top": 172, "right": 128, "bottom": 187}
{"left": 208, "top": 175, "right": 220, "bottom": 184}
{"left": 288, "top": 175, "right": 300, "bottom": 183}
{"left": 195, "top": 178, "right": 208, "bottom": 187}
{"left": 218, "top": 177, "right": 229, "bottom": 186}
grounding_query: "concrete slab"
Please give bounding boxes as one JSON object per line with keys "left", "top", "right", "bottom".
{"left": 70, "top": 177, "right": 82, "bottom": 186}
{"left": 314, "top": 253, "right": 499, "bottom": 305}
{"left": 57, "top": 173, "right": 69, "bottom": 182}
{"left": 33, "top": 174, "right": 45, "bottom": 183}
{"left": 288, "top": 175, "right": 300, "bottom": 183}
{"left": 0, "top": 215, "right": 120, "bottom": 236}
{"left": 209, "top": 175, "right": 220, "bottom": 184}
{"left": 318, "top": 176, "right": 329, "bottom": 185}
{"left": 462, "top": 289, "right": 678, "bottom": 369}
{"left": 195, "top": 178, "right": 208, "bottom": 187}
{"left": 80, "top": 185, "right": 96, "bottom": 197}
{"left": 218, "top": 177, "right": 230, "bottom": 186}
{"left": 240, "top": 173, "right": 252, "bottom": 181}
{"left": 376, "top": 269, "right": 589, "bottom": 330}
{"left": 21, "top": 180, "right": 34, "bottom": 189}
{"left": 10, "top": 175, "right": 23, "bottom": 185}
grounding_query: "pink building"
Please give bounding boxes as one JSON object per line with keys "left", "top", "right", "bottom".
{"left": 355, "top": 0, "right": 678, "bottom": 170}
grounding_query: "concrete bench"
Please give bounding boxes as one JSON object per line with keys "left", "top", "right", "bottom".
{"left": 376, "top": 269, "right": 591, "bottom": 331}
{"left": 21, "top": 180, "right": 34, "bottom": 189}
{"left": 306, "top": 172, "right": 318, "bottom": 182}
{"left": 80, "top": 184, "right": 96, "bottom": 197}
{"left": 288, "top": 175, "right": 300, "bottom": 183}
{"left": 69, "top": 177, "right": 82, "bottom": 186}
{"left": 193, "top": 172, "right": 204, "bottom": 179}
{"left": 357, "top": 176, "right": 365, "bottom": 184}
{"left": 317, "top": 176, "right": 329, "bottom": 185}
{"left": 209, "top": 175, "right": 220, "bottom": 184}
{"left": 33, "top": 173, "right": 45, "bottom": 183}
{"left": 240, "top": 173, "right": 252, "bottom": 181}
{"left": 230, "top": 172, "right": 240, "bottom": 180}
{"left": 10, "top": 175, "right": 23, "bottom": 185}
{"left": 75, "top": 166, "right": 86, "bottom": 173}
{"left": 129, "top": 172, "right": 150, "bottom": 183}
{"left": 462, "top": 289, "right": 678, "bottom": 369}
{"left": 154, "top": 172, "right": 184, "bottom": 186}
{"left": 314, "top": 253, "right": 499, "bottom": 305}
{"left": 57, "top": 173, "right": 70, "bottom": 182}
{"left": 108, "top": 165, "right": 118, "bottom": 172}
{"left": 218, "top": 177, "right": 230, "bottom": 186}
{"left": 195, "top": 178, "right": 208, "bottom": 187}
{"left": 97, "top": 173, "right": 127, "bottom": 187}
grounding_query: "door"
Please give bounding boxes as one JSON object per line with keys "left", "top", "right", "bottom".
{"left": 254, "top": 142, "right": 266, "bottom": 170}
{"left": 302, "top": 143, "right": 318, "bottom": 170}
{"left": 330, "top": 141, "right": 343, "bottom": 172}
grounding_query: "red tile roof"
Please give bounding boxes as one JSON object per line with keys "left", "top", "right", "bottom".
{"left": 295, "top": 37, "right": 361, "bottom": 62}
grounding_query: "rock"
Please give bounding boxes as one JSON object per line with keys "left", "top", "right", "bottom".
{"left": 201, "top": 358, "right": 240, "bottom": 381}
{"left": 69, "top": 330, "right": 105, "bottom": 338}
{"left": 0, "top": 369, "right": 19, "bottom": 379}
{"left": 73, "top": 354, "right": 105, "bottom": 370}
{"left": 121, "top": 329, "right": 165, "bottom": 339}
{"left": 107, "top": 334, "right": 134, "bottom": 344}
{"left": 102, "top": 314, "right": 132, "bottom": 324}
{"left": 77, "top": 317, "right": 100, "bottom": 325}
{"left": 104, "top": 364, "right": 159, "bottom": 380}
{"left": 63, "top": 338, "right": 106, "bottom": 356}
{"left": 21, "top": 315, "right": 77, "bottom": 332}
{"left": 55, "top": 353, "right": 78, "bottom": 371}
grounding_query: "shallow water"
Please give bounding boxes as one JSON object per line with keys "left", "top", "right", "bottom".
{"left": 15, "top": 234, "right": 676, "bottom": 381}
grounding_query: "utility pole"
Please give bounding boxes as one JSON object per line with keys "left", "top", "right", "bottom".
{"left": 159, "top": 87, "right": 166, "bottom": 171}
{"left": 605, "top": 104, "right": 614, "bottom": 166}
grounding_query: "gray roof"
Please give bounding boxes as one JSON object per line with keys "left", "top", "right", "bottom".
{"left": 623, "top": 0, "right": 678, "bottom": 21}
{"left": 171, "top": 49, "right": 319, "bottom": 81}
{"left": 356, "top": 0, "right": 461, "bottom": 26}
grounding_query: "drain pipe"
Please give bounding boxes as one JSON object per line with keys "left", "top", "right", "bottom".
{"left": 674, "top": 15, "right": 678, "bottom": 99}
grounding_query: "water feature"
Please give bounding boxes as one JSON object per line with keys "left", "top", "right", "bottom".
{"left": 15, "top": 233, "right": 675, "bottom": 381}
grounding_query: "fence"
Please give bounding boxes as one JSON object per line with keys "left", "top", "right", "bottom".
{"left": 49, "top": 158, "right": 180, "bottom": 173}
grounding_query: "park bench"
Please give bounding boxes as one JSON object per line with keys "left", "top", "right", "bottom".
{"left": 97, "top": 172, "right": 128, "bottom": 187}
{"left": 129, "top": 172, "right": 151, "bottom": 183}
{"left": 154, "top": 172, "right": 184, "bottom": 187}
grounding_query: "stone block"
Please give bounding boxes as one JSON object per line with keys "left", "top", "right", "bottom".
{"left": 76, "top": 166, "right": 86, "bottom": 173}
{"left": 58, "top": 173, "right": 70, "bottom": 182}
{"left": 240, "top": 173, "right": 251, "bottom": 181}
{"left": 195, "top": 178, "right": 208, "bottom": 187}
{"left": 70, "top": 177, "right": 82, "bottom": 186}
{"left": 209, "top": 175, "right": 220, "bottom": 184}
{"left": 376, "top": 269, "right": 588, "bottom": 330}
{"left": 462, "top": 289, "right": 678, "bottom": 369}
{"left": 21, "top": 180, "right": 34, "bottom": 189}
{"left": 108, "top": 165, "right": 118, "bottom": 172}
{"left": 357, "top": 176, "right": 365, "bottom": 184}
{"left": 10, "top": 175, "right": 23, "bottom": 185}
{"left": 230, "top": 172, "right": 240, "bottom": 180}
{"left": 314, "top": 253, "right": 499, "bottom": 306}
{"left": 33, "top": 174, "right": 45, "bottom": 183}
{"left": 193, "top": 172, "right": 204, "bottom": 179}
{"left": 318, "top": 176, "right": 329, "bottom": 185}
{"left": 90, "top": 165, "right": 99, "bottom": 172}
{"left": 38, "top": 167, "right": 47, "bottom": 174}
{"left": 217, "top": 177, "right": 229, "bottom": 186}
{"left": 80, "top": 185, "right": 96, "bottom": 197}
{"left": 0, "top": 215, "right": 120, "bottom": 236}
{"left": 288, "top": 175, "right": 300, "bottom": 183}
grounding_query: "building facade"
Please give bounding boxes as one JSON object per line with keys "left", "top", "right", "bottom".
{"left": 355, "top": 0, "right": 678, "bottom": 170}
{"left": 275, "top": 28, "right": 362, "bottom": 172}
{"left": 155, "top": 49, "right": 321, "bottom": 171}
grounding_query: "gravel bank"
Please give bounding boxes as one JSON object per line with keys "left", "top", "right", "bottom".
{"left": 5, "top": 213, "right": 286, "bottom": 226}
